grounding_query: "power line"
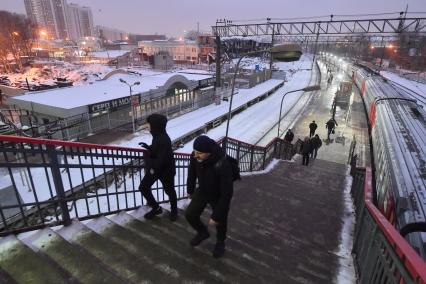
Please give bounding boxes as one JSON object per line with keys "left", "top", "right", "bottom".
{"left": 228, "top": 11, "right": 426, "bottom": 24}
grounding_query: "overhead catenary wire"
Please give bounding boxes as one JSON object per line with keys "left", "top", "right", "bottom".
{"left": 228, "top": 11, "right": 426, "bottom": 24}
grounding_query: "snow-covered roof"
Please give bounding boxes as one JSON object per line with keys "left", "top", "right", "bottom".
{"left": 9, "top": 71, "right": 213, "bottom": 112}
{"left": 90, "top": 50, "right": 130, "bottom": 58}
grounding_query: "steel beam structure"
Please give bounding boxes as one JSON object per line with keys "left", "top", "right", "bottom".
{"left": 274, "top": 35, "right": 400, "bottom": 44}
{"left": 213, "top": 17, "right": 426, "bottom": 37}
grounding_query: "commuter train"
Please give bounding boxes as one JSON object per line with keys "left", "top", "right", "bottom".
{"left": 349, "top": 63, "right": 426, "bottom": 260}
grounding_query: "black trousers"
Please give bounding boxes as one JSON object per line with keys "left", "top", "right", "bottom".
{"left": 139, "top": 172, "right": 177, "bottom": 212}
{"left": 310, "top": 148, "right": 318, "bottom": 159}
{"left": 302, "top": 154, "right": 310, "bottom": 166}
{"left": 185, "top": 192, "right": 228, "bottom": 243}
{"left": 309, "top": 130, "right": 315, "bottom": 137}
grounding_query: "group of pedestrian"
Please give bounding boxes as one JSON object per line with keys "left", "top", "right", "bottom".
{"left": 301, "top": 121, "right": 323, "bottom": 166}
{"left": 139, "top": 113, "right": 233, "bottom": 258}
{"left": 293, "top": 119, "right": 327, "bottom": 166}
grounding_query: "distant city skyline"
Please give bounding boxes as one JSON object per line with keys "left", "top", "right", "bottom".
{"left": 1, "top": 0, "right": 425, "bottom": 37}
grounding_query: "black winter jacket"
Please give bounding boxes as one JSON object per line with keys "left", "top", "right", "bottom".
{"left": 301, "top": 140, "right": 312, "bottom": 155}
{"left": 284, "top": 131, "right": 294, "bottom": 142}
{"left": 144, "top": 114, "right": 175, "bottom": 177}
{"left": 311, "top": 136, "right": 322, "bottom": 149}
{"left": 187, "top": 143, "right": 233, "bottom": 222}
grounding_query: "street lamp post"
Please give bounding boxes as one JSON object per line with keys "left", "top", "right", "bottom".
{"left": 119, "top": 78, "right": 140, "bottom": 133}
{"left": 277, "top": 85, "right": 321, "bottom": 138}
{"left": 224, "top": 44, "right": 302, "bottom": 141}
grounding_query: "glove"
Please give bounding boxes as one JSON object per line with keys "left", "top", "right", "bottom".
{"left": 139, "top": 142, "right": 150, "bottom": 149}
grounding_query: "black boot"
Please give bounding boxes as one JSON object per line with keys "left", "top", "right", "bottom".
{"left": 212, "top": 242, "right": 225, "bottom": 258}
{"left": 169, "top": 209, "right": 178, "bottom": 222}
{"left": 190, "top": 230, "right": 210, "bottom": 246}
{"left": 144, "top": 206, "right": 162, "bottom": 220}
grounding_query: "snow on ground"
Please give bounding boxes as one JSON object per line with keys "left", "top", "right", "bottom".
{"left": 111, "top": 54, "right": 314, "bottom": 151}
{"left": 1, "top": 55, "right": 314, "bottom": 214}
{"left": 4, "top": 62, "right": 115, "bottom": 87}
{"left": 380, "top": 71, "right": 426, "bottom": 97}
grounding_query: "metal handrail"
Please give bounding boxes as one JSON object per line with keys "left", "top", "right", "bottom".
{"left": 352, "top": 167, "right": 426, "bottom": 283}
{"left": 0, "top": 134, "right": 296, "bottom": 235}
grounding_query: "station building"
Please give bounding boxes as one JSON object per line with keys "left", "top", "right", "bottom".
{"left": 7, "top": 69, "right": 215, "bottom": 140}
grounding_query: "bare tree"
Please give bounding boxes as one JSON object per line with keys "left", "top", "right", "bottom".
{"left": 0, "top": 11, "right": 36, "bottom": 72}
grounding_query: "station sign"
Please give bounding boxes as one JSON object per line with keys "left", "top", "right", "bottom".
{"left": 89, "top": 95, "right": 139, "bottom": 113}
{"left": 198, "top": 77, "right": 215, "bottom": 87}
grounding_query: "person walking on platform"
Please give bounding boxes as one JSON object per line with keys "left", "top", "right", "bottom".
{"left": 326, "top": 118, "right": 338, "bottom": 140}
{"left": 309, "top": 121, "right": 317, "bottom": 137}
{"left": 284, "top": 129, "right": 294, "bottom": 143}
{"left": 185, "top": 135, "right": 234, "bottom": 258}
{"left": 301, "top": 137, "right": 312, "bottom": 166}
{"left": 310, "top": 134, "right": 322, "bottom": 159}
{"left": 138, "top": 113, "right": 178, "bottom": 221}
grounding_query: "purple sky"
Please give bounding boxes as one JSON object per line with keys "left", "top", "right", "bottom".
{"left": 1, "top": 0, "right": 425, "bottom": 37}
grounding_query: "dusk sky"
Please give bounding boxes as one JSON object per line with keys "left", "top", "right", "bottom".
{"left": 1, "top": 0, "right": 425, "bottom": 37}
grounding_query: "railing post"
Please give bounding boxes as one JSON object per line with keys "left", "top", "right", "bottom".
{"left": 249, "top": 147, "right": 255, "bottom": 171}
{"left": 47, "top": 145, "right": 71, "bottom": 226}
{"left": 273, "top": 139, "right": 278, "bottom": 158}
{"left": 236, "top": 141, "right": 241, "bottom": 162}
{"left": 262, "top": 148, "right": 267, "bottom": 170}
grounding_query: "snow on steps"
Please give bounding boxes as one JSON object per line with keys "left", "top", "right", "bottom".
{"left": 0, "top": 159, "right": 348, "bottom": 283}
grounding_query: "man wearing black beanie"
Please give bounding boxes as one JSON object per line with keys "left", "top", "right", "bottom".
{"left": 138, "top": 113, "right": 177, "bottom": 221}
{"left": 185, "top": 135, "right": 234, "bottom": 258}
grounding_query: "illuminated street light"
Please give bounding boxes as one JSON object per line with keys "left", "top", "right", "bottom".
{"left": 277, "top": 85, "right": 321, "bottom": 138}
{"left": 119, "top": 79, "right": 141, "bottom": 133}
{"left": 40, "top": 30, "right": 47, "bottom": 36}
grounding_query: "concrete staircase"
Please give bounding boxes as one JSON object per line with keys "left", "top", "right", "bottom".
{"left": 0, "top": 158, "right": 350, "bottom": 284}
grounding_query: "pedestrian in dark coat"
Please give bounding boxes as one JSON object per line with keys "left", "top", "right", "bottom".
{"left": 139, "top": 113, "right": 177, "bottom": 221}
{"left": 284, "top": 129, "right": 294, "bottom": 143}
{"left": 310, "top": 134, "right": 322, "bottom": 159}
{"left": 309, "top": 120, "right": 317, "bottom": 137}
{"left": 185, "top": 135, "right": 234, "bottom": 258}
{"left": 301, "top": 136, "right": 312, "bottom": 166}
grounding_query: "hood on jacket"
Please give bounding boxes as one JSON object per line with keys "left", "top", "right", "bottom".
{"left": 147, "top": 113, "right": 167, "bottom": 135}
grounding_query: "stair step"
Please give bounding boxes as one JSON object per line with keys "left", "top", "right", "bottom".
{"left": 0, "top": 235, "right": 74, "bottom": 283}
{"left": 131, "top": 207, "right": 290, "bottom": 283}
{"left": 21, "top": 228, "right": 126, "bottom": 284}
{"left": 110, "top": 209, "right": 228, "bottom": 283}
{"left": 191, "top": 207, "right": 328, "bottom": 281}
{"left": 87, "top": 214, "right": 208, "bottom": 283}
{"left": 126, "top": 207, "right": 259, "bottom": 283}
{"left": 56, "top": 219, "right": 163, "bottom": 283}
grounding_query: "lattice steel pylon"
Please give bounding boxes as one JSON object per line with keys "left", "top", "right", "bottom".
{"left": 212, "top": 16, "right": 426, "bottom": 87}
{"left": 212, "top": 17, "right": 426, "bottom": 37}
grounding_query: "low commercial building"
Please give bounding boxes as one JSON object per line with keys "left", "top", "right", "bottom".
{"left": 7, "top": 70, "right": 215, "bottom": 140}
{"left": 138, "top": 40, "right": 200, "bottom": 64}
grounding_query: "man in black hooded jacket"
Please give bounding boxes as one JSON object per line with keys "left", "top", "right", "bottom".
{"left": 185, "top": 135, "right": 234, "bottom": 258}
{"left": 139, "top": 113, "right": 177, "bottom": 221}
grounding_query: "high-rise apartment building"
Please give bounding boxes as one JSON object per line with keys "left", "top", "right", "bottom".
{"left": 24, "top": 0, "right": 94, "bottom": 40}
{"left": 78, "top": 6, "right": 94, "bottom": 37}
{"left": 67, "top": 3, "right": 94, "bottom": 40}
{"left": 24, "top": 0, "right": 68, "bottom": 39}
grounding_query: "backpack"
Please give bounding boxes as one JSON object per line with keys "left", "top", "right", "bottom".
{"left": 215, "top": 155, "right": 241, "bottom": 182}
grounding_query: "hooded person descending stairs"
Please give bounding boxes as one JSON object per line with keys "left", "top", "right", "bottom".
{"left": 139, "top": 113, "right": 178, "bottom": 221}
